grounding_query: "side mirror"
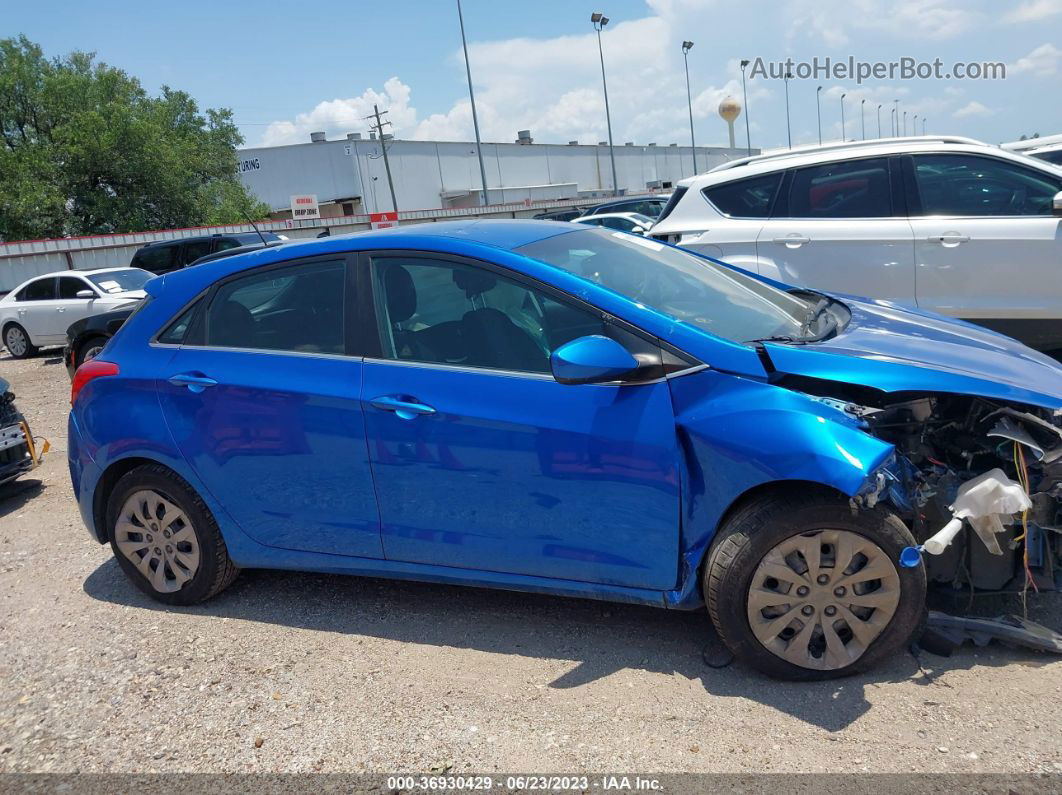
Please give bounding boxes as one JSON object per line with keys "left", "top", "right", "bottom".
{"left": 632, "top": 226, "right": 647, "bottom": 235}
{"left": 1053, "top": 191, "right": 1062, "bottom": 217}
{"left": 550, "top": 335, "right": 639, "bottom": 385}
{"left": 76, "top": 289, "right": 96, "bottom": 299}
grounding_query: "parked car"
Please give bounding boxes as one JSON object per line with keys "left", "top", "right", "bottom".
{"left": 130, "top": 232, "right": 284, "bottom": 275}
{"left": 650, "top": 135, "right": 1062, "bottom": 351}
{"left": 63, "top": 242, "right": 282, "bottom": 377}
{"left": 578, "top": 194, "right": 672, "bottom": 219}
{"left": 0, "top": 376, "right": 45, "bottom": 486}
{"left": 70, "top": 220, "right": 1062, "bottom": 679}
{"left": 532, "top": 208, "right": 587, "bottom": 222}
{"left": 0, "top": 268, "right": 151, "bottom": 359}
{"left": 1024, "top": 143, "right": 1062, "bottom": 167}
{"left": 573, "top": 212, "right": 655, "bottom": 234}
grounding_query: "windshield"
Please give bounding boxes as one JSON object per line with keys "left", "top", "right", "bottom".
{"left": 515, "top": 228, "right": 810, "bottom": 345}
{"left": 87, "top": 269, "right": 152, "bottom": 294}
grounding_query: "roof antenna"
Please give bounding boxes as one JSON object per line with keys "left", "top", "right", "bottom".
{"left": 237, "top": 197, "right": 269, "bottom": 246}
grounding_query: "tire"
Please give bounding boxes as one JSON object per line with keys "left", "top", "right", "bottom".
{"left": 4, "top": 323, "right": 38, "bottom": 359}
{"left": 106, "top": 464, "right": 239, "bottom": 605}
{"left": 76, "top": 335, "right": 108, "bottom": 368}
{"left": 704, "top": 491, "right": 926, "bottom": 680}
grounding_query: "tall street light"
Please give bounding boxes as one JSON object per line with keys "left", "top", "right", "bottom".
{"left": 902, "top": 110, "right": 907, "bottom": 136}
{"left": 591, "top": 12, "right": 619, "bottom": 195}
{"left": 681, "top": 41, "right": 697, "bottom": 173}
{"left": 740, "top": 59, "right": 751, "bottom": 155}
{"left": 894, "top": 99, "right": 900, "bottom": 135}
{"left": 923, "top": 117, "right": 927, "bottom": 135}
{"left": 860, "top": 99, "right": 866, "bottom": 140}
{"left": 783, "top": 70, "right": 793, "bottom": 149}
{"left": 816, "top": 86, "right": 823, "bottom": 144}
{"left": 456, "top": 0, "right": 490, "bottom": 206}
{"left": 840, "top": 93, "right": 847, "bottom": 141}
{"left": 877, "top": 103, "right": 882, "bottom": 138}
{"left": 912, "top": 114, "right": 918, "bottom": 136}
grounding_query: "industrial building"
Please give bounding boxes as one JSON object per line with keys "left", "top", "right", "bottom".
{"left": 236, "top": 131, "right": 754, "bottom": 217}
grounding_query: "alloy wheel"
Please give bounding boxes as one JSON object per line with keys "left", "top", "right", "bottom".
{"left": 114, "top": 489, "right": 201, "bottom": 593}
{"left": 746, "top": 529, "right": 901, "bottom": 671}
{"left": 5, "top": 327, "right": 26, "bottom": 357}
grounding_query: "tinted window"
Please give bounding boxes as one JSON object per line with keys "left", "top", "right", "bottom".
{"left": 372, "top": 257, "right": 608, "bottom": 374}
{"left": 1031, "top": 149, "right": 1062, "bottom": 166}
{"left": 58, "top": 277, "right": 93, "bottom": 299}
{"left": 655, "top": 187, "right": 687, "bottom": 223}
{"left": 158, "top": 303, "right": 197, "bottom": 345}
{"left": 214, "top": 238, "right": 242, "bottom": 252}
{"left": 913, "top": 154, "right": 1062, "bottom": 216}
{"left": 703, "top": 172, "right": 782, "bottom": 218}
{"left": 133, "top": 244, "right": 178, "bottom": 273}
{"left": 182, "top": 240, "right": 213, "bottom": 265}
{"left": 788, "top": 157, "right": 893, "bottom": 218}
{"left": 17, "top": 278, "right": 55, "bottom": 301}
{"left": 204, "top": 260, "right": 345, "bottom": 354}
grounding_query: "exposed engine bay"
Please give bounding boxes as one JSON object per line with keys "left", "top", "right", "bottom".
{"left": 785, "top": 377, "right": 1062, "bottom": 593}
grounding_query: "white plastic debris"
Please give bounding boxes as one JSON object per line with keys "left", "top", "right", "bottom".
{"left": 922, "top": 468, "right": 1032, "bottom": 556}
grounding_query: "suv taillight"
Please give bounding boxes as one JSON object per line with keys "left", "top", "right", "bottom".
{"left": 71, "top": 360, "right": 119, "bottom": 405}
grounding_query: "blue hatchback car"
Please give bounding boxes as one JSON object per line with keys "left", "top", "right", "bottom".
{"left": 69, "top": 220, "right": 1062, "bottom": 679}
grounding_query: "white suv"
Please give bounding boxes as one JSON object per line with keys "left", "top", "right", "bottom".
{"left": 651, "top": 136, "right": 1062, "bottom": 351}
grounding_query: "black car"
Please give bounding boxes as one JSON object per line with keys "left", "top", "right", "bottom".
{"left": 0, "top": 378, "right": 41, "bottom": 486}
{"left": 129, "top": 231, "right": 284, "bottom": 275}
{"left": 65, "top": 242, "right": 282, "bottom": 376}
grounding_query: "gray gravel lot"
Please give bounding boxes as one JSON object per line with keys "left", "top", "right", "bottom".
{"left": 0, "top": 350, "right": 1060, "bottom": 775}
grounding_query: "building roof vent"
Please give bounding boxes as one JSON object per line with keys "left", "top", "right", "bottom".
{"left": 516, "top": 129, "right": 533, "bottom": 144}
{"left": 347, "top": 132, "right": 362, "bottom": 140}
{"left": 598, "top": 141, "right": 608, "bottom": 146}
{"left": 369, "top": 132, "right": 377, "bottom": 140}
{"left": 568, "top": 140, "right": 579, "bottom": 145}
{"left": 624, "top": 141, "right": 634, "bottom": 146}
{"left": 647, "top": 142, "right": 657, "bottom": 146}
{"left": 310, "top": 131, "right": 327, "bottom": 143}
{"left": 668, "top": 142, "right": 678, "bottom": 147}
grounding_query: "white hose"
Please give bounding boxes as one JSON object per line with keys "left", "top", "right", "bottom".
{"left": 922, "top": 517, "right": 964, "bottom": 556}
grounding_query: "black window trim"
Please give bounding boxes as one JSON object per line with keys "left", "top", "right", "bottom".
{"left": 901, "top": 150, "right": 1062, "bottom": 219}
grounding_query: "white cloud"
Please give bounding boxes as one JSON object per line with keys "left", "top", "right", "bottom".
{"left": 786, "top": 0, "right": 978, "bottom": 45}
{"left": 1009, "top": 43, "right": 1062, "bottom": 76}
{"left": 1003, "top": 0, "right": 1062, "bottom": 22}
{"left": 953, "top": 100, "right": 993, "bottom": 118}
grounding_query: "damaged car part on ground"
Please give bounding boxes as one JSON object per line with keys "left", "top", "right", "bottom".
{"left": 67, "top": 221, "right": 1062, "bottom": 681}
{"left": 0, "top": 377, "right": 48, "bottom": 486}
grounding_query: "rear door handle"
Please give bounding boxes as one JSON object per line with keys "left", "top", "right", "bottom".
{"left": 370, "top": 395, "right": 436, "bottom": 420}
{"left": 168, "top": 373, "right": 218, "bottom": 393}
{"left": 928, "top": 232, "right": 970, "bottom": 245}
{"left": 773, "top": 234, "right": 810, "bottom": 247}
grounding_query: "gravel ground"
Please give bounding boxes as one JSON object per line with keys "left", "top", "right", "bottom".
{"left": 0, "top": 349, "right": 1060, "bottom": 776}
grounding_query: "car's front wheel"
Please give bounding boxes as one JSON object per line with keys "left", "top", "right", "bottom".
{"left": 4, "top": 323, "right": 38, "bottom": 359}
{"left": 106, "top": 464, "right": 239, "bottom": 605}
{"left": 705, "top": 491, "right": 925, "bottom": 680}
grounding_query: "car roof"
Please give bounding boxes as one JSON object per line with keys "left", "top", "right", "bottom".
{"left": 336, "top": 219, "right": 579, "bottom": 249}
{"left": 576, "top": 212, "right": 651, "bottom": 222}
{"left": 16, "top": 267, "right": 136, "bottom": 281}
{"left": 139, "top": 231, "right": 279, "bottom": 249}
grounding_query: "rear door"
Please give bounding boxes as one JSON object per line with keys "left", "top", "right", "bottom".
{"left": 755, "top": 156, "right": 916, "bottom": 303}
{"left": 360, "top": 251, "right": 682, "bottom": 589}
{"left": 906, "top": 153, "right": 1062, "bottom": 347}
{"left": 157, "top": 253, "right": 383, "bottom": 558}
{"left": 13, "top": 277, "right": 58, "bottom": 343}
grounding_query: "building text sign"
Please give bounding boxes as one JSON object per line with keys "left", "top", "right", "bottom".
{"left": 290, "top": 194, "right": 321, "bottom": 221}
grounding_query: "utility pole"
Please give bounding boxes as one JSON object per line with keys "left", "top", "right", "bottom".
{"left": 682, "top": 41, "right": 697, "bottom": 173}
{"left": 457, "top": 0, "right": 490, "bottom": 206}
{"left": 366, "top": 104, "right": 399, "bottom": 213}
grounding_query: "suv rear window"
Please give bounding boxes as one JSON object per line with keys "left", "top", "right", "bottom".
{"left": 703, "top": 173, "right": 782, "bottom": 218}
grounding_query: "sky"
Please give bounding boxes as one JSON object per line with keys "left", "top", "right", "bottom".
{"left": 8, "top": 0, "right": 1062, "bottom": 151}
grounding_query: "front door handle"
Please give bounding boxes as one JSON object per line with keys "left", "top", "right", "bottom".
{"left": 56, "top": 307, "right": 66, "bottom": 313}
{"left": 773, "top": 234, "right": 810, "bottom": 247}
{"left": 370, "top": 395, "right": 436, "bottom": 420}
{"left": 928, "top": 232, "right": 970, "bottom": 246}
{"left": 168, "top": 373, "right": 218, "bottom": 393}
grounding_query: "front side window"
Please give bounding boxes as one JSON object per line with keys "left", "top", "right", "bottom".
{"left": 203, "top": 259, "right": 345, "bottom": 354}
{"left": 371, "top": 257, "right": 609, "bottom": 374}
{"left": 17, "top": 278, "right": 55, "bottom": 302}
{"left": 58, "top": 277, "right": 93, "bottom": 299}
{"left": 516, "top": 228, "right": 810, "bottom": 345}
{"left": 788, "top": 157, "right": 893, "bottom": 218}
{"left": 912, "top": 154, "right": 1062, "bottom": 216}
{"left": 703, "top": 172, "right": 782, "bottom": 218}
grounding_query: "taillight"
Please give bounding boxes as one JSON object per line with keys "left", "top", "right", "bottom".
{"left": 71, "top": 360, "right": 119, "bottom": 405}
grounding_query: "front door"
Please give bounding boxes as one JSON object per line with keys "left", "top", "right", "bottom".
{"left": 157, "top": 255, "right": 383, "bottom": 559}
{"left": 362, "top": 253, "right": 682, "bottom": 589}
{"left": 755, "top": 156, "right": 916, "bottom": 303}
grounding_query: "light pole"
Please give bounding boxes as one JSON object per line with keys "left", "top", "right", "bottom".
{"left": 893, "top": 99, "right": 899, "bottom": 136}
{"left": 740, "top": 59, "right": 751, "bottom": 155}
{"left": 923, "top": 117, "right": 927, "bottom": 135}
{"left": 682, "top": 41, "right": 697, "bottom": 173}
{"left": 816, "top": 86, "right": 823, "bottom": 144}
{"left": 902, "top": 110, "right": 907, "bottom": 136}
{"left": 877, "top": 103, "right": 882, "bottom": 138}
{"left": 783, "top": 70, "right": 793, "bottom": 149}
{"left": 591, "top": 12, "right": 619, "bottom": 195}
{"left": 860, "top": 99, "right": 866, "bottom": 140}
{"left": 840, "top": 93, "right": 847, "bottom": 141}
{"left": 456, "top": 0, "right": 490, "bottom": 206}
{"left": 912, "top": 114, "right": 918, "bottom": 136}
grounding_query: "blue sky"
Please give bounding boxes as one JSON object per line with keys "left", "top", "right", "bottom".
{"left": 9, "top": 0, "right": 1062, "bottom": 150}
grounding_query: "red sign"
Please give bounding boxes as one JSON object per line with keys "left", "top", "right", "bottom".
{"left": 369, "top": 211, "right": 399, "bottom": 230}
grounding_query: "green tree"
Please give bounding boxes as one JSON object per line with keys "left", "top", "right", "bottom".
{"left": 0, "top": 36, "right": 270, "bottom": 241}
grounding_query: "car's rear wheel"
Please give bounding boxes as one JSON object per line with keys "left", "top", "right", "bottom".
{"left": 76, "top": 335, "right": 108, "bottom": 368}
{"left": 4, "top": 324, "right": 37, "bottom": 359}
{"left": 705, "top": 492, "right": 925, "bottom": 680}
{"left": 106, "top": 464, "right": 239, "bottom": 605}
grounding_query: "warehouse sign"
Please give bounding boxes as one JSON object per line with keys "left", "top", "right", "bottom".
{"left": 290, "top": 194, "right": 321, "bottom": 221}
{"left": 370, "top": 211, "right": 399, "bottom": 230}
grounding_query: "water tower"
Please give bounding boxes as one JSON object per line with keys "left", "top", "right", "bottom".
{"left": 718, "top": 97, "right": 742, "bottom": 149}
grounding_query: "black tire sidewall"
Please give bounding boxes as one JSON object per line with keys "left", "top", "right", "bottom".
{"left": 77, "top": 336, "right": 107, "bottom": 367}
{"left": 106, "top": 466, "right": 227, "bottom": 606}
{"left": 706, "top": 499, "right": 926, "bottom": 681}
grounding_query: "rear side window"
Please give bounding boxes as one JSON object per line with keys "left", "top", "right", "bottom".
{"left": 158, "top": 303, "right": 197, "bottom": 345}
{"left": 17, "top": 278, "right": 55, "bottom": 301}
{"left": 788, "top": 157, "right": 893, "bottom": 218}
{"left": 181, "top": 240, "right": 213, "bottom": 265}
{"left": 703, "top": 173, "right": 782, "bottom": 218}
{"left": 133, "top": 244, "right": 178, "bottom": 273}
{"left": 203, "top": 259, "right": 346, "bottom": 354}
